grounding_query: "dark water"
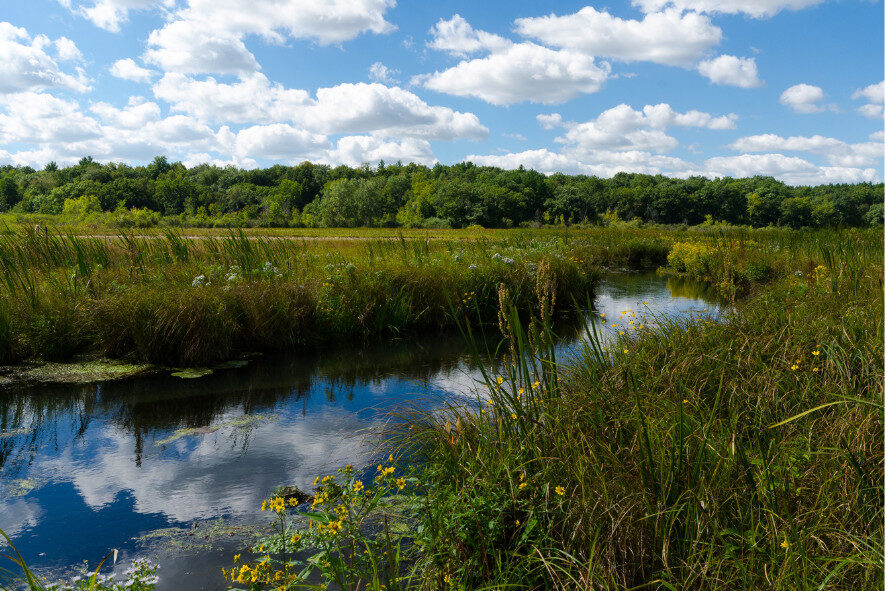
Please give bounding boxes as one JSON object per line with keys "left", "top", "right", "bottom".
{"left": 0, "top": 273, "right": 720, "bottom": 590}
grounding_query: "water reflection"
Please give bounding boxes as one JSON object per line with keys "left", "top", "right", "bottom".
{"left": 0, "top": 272, "right": 720, "bottom": 589}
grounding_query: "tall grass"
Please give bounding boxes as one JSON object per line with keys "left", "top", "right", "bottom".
{"left": 392, "top": 227, "right": 883, "bottom": 589}
{"left": 0, "top": 226, "right": 624, "bottom": 365}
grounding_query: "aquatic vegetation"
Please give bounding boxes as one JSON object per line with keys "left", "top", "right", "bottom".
{"left": 4, "top": 477, "right": 44, "bottom": 497}
{"left": 7, "top": 359, "right": 152, "bottom": 384}
{"left": 154, "top": 413, "right": 278, "bottom": 446}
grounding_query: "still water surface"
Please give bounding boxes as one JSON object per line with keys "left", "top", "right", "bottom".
{"left": 0, "top": 272, "right": 720, "bottom": 589}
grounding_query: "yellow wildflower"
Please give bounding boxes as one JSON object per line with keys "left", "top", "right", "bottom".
{"left": 555, "top": 486, "right": 565, "bottom": 496}
{"left": 396, "top": 477, "right": 406, "bottom": 490}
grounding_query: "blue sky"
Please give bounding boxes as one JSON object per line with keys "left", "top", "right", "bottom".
{"left": 0, "top": 0, "right": 882, "bottom": 184}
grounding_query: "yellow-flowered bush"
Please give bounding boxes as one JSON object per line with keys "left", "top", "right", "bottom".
{"left": 666, "top": 241, "right": 719, "bottom": 283}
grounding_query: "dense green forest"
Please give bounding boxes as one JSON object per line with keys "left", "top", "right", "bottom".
{"left": 0, "top": 156, "right": 882, "bottom": 228}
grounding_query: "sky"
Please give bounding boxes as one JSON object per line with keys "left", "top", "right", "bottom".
{"left": 0, "top": 0, "right": 883, "bottom": 185}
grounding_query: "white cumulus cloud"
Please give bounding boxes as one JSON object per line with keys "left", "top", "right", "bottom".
{"left": 730, "top": 133, "right": 883, "bottom": 167}
{"left": 145, "top": 21, "right": 260, "bottom": 75}
{"left": 62, "top": 0, "right": 165, "bottom": 32}
{"left": 427, "top": 14, "right": 510, "bottom": 57}
{"left": 419, "top": 42, "right": 610, "bottom": 105}
{"left": 465, "top": 148, "right": 693, "bottom": 177}
{"left": 368, "top": 62, "right": 399, "bottom": 84}
{"left": 153, "top": 73, "right": 312, "bottom": 123}
{"left": 705, "top": 153, "right": 877, "bottom": 184}
{"left": 143, "top": 0, "right": 395, "bottom": 75}
{"left": 631, "top": 0, "right": 824, "bottom": 18}
{"left": 779, "top": 83, "right": 825, "bottom": 113}
{"left": 90, "top": 96, "right": 161, "bottom": 128}
{"left": 514, "top": 7, "right": 722, "bottom": 67}
{"left": 852, "top": 81, "right": 884, "bottom": 119}
{"left": 154, "top": 75, "right": 488, "bottom": 141}
{"left": 54, "top": 37, "right": 83, "bottom": 61}
{"left": 233, "top": 124, "right": 329, "bottom": 161}
{"left": 0, "top": 92, "right": 101, "bottom": 143}
{"left": 552, "top": 103, "right": 736, "bottom": 154}
{"left": 109, "top": 58, "right": 155, "bottom": 83}
{"left": 0, "top": 22, "right": 91, "bottom": 93}
{"left": 322, "top": 136, "right": 436, "bottom": 167}
{"left": 698, "top": 55, "right": 763, "bottom": 88}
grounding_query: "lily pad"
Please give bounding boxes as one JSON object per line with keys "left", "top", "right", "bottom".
{"left": 170, "top": 368, "right": 214, "bottom": 379}
{"left": 214, "top": 360, "right": 249, "bottom": 370}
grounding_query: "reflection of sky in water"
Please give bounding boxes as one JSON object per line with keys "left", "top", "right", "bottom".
{"left": 0, "top": 272, "right": 719, "bottom": 589}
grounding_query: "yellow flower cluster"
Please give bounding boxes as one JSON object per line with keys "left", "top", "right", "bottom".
{"left": 224, "top": 559, "right": 302, "bottom": 586}
{"left": 260, "top": 496, "right": 298, "bottom": 514}
{"left": 312, "top": 493, "right": 327, "bottom": 509}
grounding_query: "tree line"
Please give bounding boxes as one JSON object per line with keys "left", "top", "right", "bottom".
{"left": 0, "top": 156, "right": 882, "bottom": 228}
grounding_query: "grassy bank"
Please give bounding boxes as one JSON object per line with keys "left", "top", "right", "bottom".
{"left": 0, "top": 226, "right": 676, "bottom": 366}
{"left": 388, "top": 227, "right": 882, "bottom": 589}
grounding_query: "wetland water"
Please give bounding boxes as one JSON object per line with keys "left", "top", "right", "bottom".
{"left": 0, "top": 272, "right": 721, "bottom": 590}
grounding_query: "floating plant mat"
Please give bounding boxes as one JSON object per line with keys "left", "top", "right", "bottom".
{"left": 5, "top": 477, "right": 45, "bottom": 497}
{"left": 134, "top": 518, "right": 271, "bottom": 555}
{"left": 170, "top": 359, "right": 250, "bottom": 379}
{"left": 154, "top": 413, "right": 278, "bottom": 446}
{"left": 2, "top": 359, "right": 153, "bottom": 384}
{"left": 0, "top": 427, "right": 30, "bottom": 438}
